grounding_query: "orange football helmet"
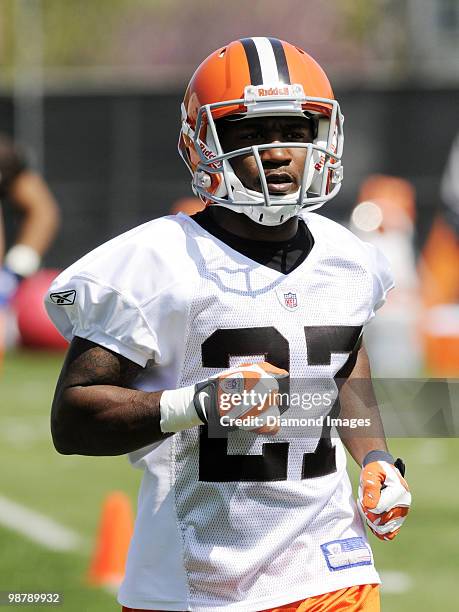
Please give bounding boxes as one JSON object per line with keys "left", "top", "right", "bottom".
{"left": 178, "top": 37, "right": 344, "bottom": 225}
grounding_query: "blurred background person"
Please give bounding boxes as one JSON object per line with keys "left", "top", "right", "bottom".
{"left": 441, "top": 131, "right": 459, "bottom": 244}
{"left": 0, "top": 133, "right": 60, "bottom": 305}
{"left": 349, "top": 175, "right": 422, "bottom": 376}
{"left": 420, "top": 132, "right": 459, "bottom": 307}
{"left": 0, "top": 134, "right": 60, "bottom": 355}
{"left": 419, "top": 132, "right": 459, "bottom": 375}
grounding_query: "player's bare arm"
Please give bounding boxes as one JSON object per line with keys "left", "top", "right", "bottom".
{"left": 51, "top": 337, "right": 167, "bottom": 456}
{"left": 8, "top": 171, "right": 60, "bottom": 258}
{"left": 337, "top": 343, "right": 388, "bottom": 465}
{"left": 1, "top": 136, "right": 60, "bottom": 303}
{"left": 338, "top": 343, "right": 411, "bottom": 540}
{"left": 52, "top": 337, "right": 286, "bottom": 456}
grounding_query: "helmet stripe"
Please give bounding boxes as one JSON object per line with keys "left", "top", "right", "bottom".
{"left": 252, "top": 37, "right": 279, "bottom": 83}
{"left": 240, "top": 37, "right": 291, "bottom": 85}
{"left": 239, "top": 38, "right": 263, "bottom": 85}
{"left": 268, "top": 38, "right": 291, "bottom": 84}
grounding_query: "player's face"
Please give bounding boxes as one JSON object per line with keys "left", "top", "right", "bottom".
{"left": 218, "top": 116, "right": 314, "bottom": 195}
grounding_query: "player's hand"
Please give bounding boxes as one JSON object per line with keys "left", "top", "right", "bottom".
{"left": 0, "top": 266, "right": 20, "bottom": 307}
{"left": 159, "top": 362, "right": 288, "bottom": 434}
{"left": 358, "top": 456, "right": 411, "bottom": 541}
{"left": 195, "top": 361, "right": 288, "bottom": 435}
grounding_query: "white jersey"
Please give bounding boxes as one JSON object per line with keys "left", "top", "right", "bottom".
{"left": 45, "top": 212, "right": 393, "bottom": 612}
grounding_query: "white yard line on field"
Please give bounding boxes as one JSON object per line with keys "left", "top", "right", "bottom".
{"left": 380, "top": 570, "right": 413, "bottom": 593}
{"left": 0, "top": 417, "right": 49, "bottom": 447}
{"left": 0, "top": 495, "right": 85, "bottom": 552}
{"left": 415, "top": 439, "right": 447, "bottom": 465}
{"left": 0, "top": 494, "right": 411, "bottom": 597}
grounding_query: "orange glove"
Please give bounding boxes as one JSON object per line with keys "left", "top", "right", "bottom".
{"left": 160, "top": 361, "right": 287, "bottom": 434}
{"left": 196, "top": 361, "right": 288, "bottom": 435}
{"left": 358, "top": 451, "right": 411, "bottom": 541}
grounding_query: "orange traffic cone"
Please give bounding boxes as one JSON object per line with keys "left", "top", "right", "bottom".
{"left": 87, "top": 491, "right": 134, "bottom": 588}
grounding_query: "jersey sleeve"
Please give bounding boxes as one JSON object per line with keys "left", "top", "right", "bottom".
{"left": 44, "top": 274, "right": 159, "bottom": 367}
{"left": 364, "top": 242, "right": 394, "bottom": 321}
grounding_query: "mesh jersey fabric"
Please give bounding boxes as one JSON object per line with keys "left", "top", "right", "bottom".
{"left": 45, "top": 212, "right": 393, "bottom": 611}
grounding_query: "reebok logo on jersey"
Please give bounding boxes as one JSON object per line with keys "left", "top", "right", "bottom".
{"left": 49, "top": 290, "right": 76, "bottom": 305}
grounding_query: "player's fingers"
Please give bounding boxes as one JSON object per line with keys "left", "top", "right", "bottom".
{"left": 372, "top": 482, "right": 412, "bottom": 515}
{"left": 364, "top": 505, "right": 409, "bottom": 526}
{"left": 218, "top": 384, "right": 279, "bottom": 420}
{"left": 369, "top": 525, "right": 401, "bottom": 541}
{"left": 238, "top": 393, "right": 276, "bottom": 419}
{"left": 257, "top": 361, "right": 289, "bottom": 378}
{"left": 360, "top": 463, "right": 386, "bottom": 510}
{"left": 237, "top": 404, "right": 280, "bottom": 434}
{"left": 360, "top": 500, "right": 403, "bottom": 540}
{"left": 240, "top": 378, "right": 283, "bottom": 417}
{"left": 382, "top": 529, "right": 400, "bottom": 541}
{"left": 367, "top": 514, "right": 406, "bottom": 536}
{"left": 360, "top": 480, "right": 383, "bottom": 511}
{"left": 379, "top": 506, "right": 409, "bottom": 525}
{"left": 361, "top": 485, "right": 381, "bottom": 510}
{"left": 368, "top": 524, "right": 384, "bottom": 540}
{"left": 219, "top": 363, "right": 287, "bottom": 395}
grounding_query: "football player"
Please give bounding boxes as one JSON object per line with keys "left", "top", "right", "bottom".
{"left": 0, "top": 134, "right": 60, "bottom": 303}
{"left": 46, "top": 38, "right": 411, "bottom": 612}
{"left": 0, "top": 134, "right": 60, "bottom": 368}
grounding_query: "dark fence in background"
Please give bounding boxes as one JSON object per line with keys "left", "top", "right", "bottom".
{"left": 1, "top": 87, "right": 458, "bottom": 269}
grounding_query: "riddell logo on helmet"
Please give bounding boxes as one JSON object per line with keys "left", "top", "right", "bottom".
{"left": 315, "top": 155, "right": 325, "bottom": 171}
{"left": 314, "top": 144, "right": 336, "bottom": 171}
{"left": 199, "top": 142, "right": 216, "bottom": 160}
{"left": 257, "top": 86, "right": 290, "bottom": 97}
{"left": 199, "top": 142, "right": 222, "bottom": 169}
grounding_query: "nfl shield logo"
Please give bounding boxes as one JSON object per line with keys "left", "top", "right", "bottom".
{"left": 283, "top": 292, "right": 297, "bottom": 310}
{"left": 276, "top": 286, "right": 299, "bottom": 311}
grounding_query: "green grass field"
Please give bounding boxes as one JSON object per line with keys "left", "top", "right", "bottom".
{"left": 1, "top": 350, "right": 458, "bottom": 611}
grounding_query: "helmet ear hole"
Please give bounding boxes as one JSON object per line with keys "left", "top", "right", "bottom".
{"left": 195, "top": 171, "right": 212, "bottom": 189}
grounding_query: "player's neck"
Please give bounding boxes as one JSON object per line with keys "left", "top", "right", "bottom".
{"left": 208, "top": 207, "right": 299, "bottom": 242}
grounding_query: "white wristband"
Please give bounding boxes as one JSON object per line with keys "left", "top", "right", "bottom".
{"left": 4, "top": 244, "right": 41, "bottom": 277}
{"left": 160, "top": 385, "right": 205, "bottom": 433}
